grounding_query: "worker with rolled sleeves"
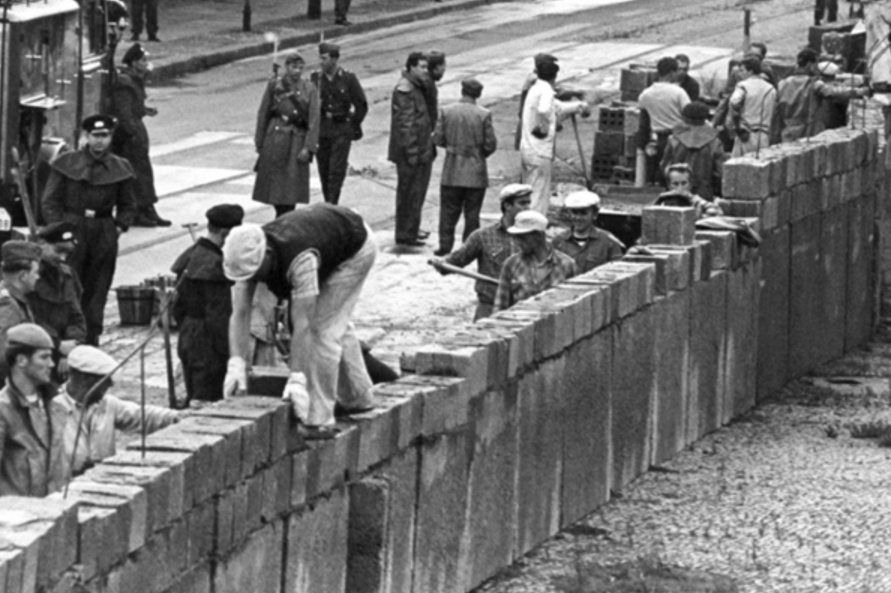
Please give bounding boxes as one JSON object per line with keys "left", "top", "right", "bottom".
{"left": 42, "top": 114, "right": 138, "bottom": 346}
{"left": 552, "top": 191, "right": 625, "bottom": 274}
{"left": 430, "top": 183, "right": 532, "bottom": 321}
{"left": 311, "top": 42, "right": 368, "bottom": 205}
{"left": 222, "top": 204, "right": 379, "bottom": 439}
{"left": 170, "top": 204, "right": 244, "bottom": 405}
{"left": 0, "top": 323, "right": 67, "bottom": 496}
{"left": 0, "top": 241, "right": 43, "bottom": 385}
{"left": 28, "top": 222, "right": 87, "bottom": 383}
{"left": 493, "top": 210, "right": 577, "bottom": 312}
{"left": 55, "top": 345, "right": 180, "bottom": 477}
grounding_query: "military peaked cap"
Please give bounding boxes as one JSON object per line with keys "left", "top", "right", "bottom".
{"left": 206, "top": 204, "right": 245, "bottom": 229}
{"left": 1, "top": 241, "right": 41, "bottom": 265}
{"left": 81, "top": 114, "right": 117, "bottom": 134}
{"left": 122, "top": 43, "right": 147, "bottom": 65}
{"left": 7, "top": 323, "right": 53, "bottom": 350}
{"left": 38, "top": 221, "right": 78, "bottom": 244}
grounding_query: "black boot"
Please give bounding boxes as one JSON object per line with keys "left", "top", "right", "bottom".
{"left": 145, "top": 204, "right": 172, "bottom": 227}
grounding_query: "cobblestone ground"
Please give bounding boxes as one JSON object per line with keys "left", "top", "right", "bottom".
{"left": 477, "top": 343, "right": 891, "bottom": 593}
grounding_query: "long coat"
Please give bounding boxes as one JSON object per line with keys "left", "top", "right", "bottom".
{"left": 387, "top": 72, "right": 434, "bottom": 165}
{"left": 111, "top": 67, "right": 157, "bottom": 208}
{"left": 253, "top": 75, "right": 321, "bottom": 206}
{"left": 432, "top": 97, "right": 497, "bottom": 188}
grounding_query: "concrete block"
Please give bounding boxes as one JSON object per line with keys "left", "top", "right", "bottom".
{"left": 0, "top": 549, "right": 24, "bottom": 593}
{"left": 565, "top": 275, "right": 620, "bottom": 324}
{"left": 65, "top": 479, "right": 147, "bottom": 554}
{"left": 687, "top": 272, "right": 728, "bottom": 443}
{"left": 641, "top": 206, "right": 696, "bottom": 245}
{"left": 306, "top": 425, "right": 359, "bottom": 498}
{"left": 694, "top": 231, "right": 736, "bottom": 270}
{"left": 811, "top": 142, "right": 829, "bottom": 180}
{"left": 290, "top": 448, "right": 309, "bottom": 509}
{"left": 724, "top": 259, "right": 761, "bottom": 422}
{"left": 784, "top": 148, "right": 804, "bottom": 187}
{"left": 818, "top": 205, "right": 849, "bottom": 364}
{"left": 216, "top": 521, "right": 284, "bottom": 593}
{"left": 477, "top": 314, "right": 536, "bottom": 373}
{"left": 467, "top": 319, "right": 524, "bottom": 380}
{"left": 845, "top": 195, "right": 876, "bottom": 351}
{"left": 622, "top": 253, "right": 670, "bottom": 295}
{"left": 789, "top": 215, "right": 823, "bottom": 377}
{"left": 261, "top": 456, "right": 292, "bottom": 521}
{"left": 845, "top": 167, "right": 863, "bottom": 202}
{"left": 195, "top": 395, "right": 289, "bottom": 469}
{"left": 162, "top": 561, "right": 212, "bottom": 593}
{"left": 186, "top": 500, "right": 216, "bottom": 568}
{"left": 247, "top": 365, "right": 289, "bottom": 396}
{"left": 653, "top": 290, "right": 691, "bottom": 464}
{"left": 512, "top": 298, "right": 574, "bottom": 356}
{"left": 756, "top": 227, "right": 791, "bottom": 402}
{"left": 610, "top": 308, "right": 656, "bottom": 489}
{"left": 117, "top": 522, "right": 185, "bottom": 593}
{"left": 606, "top": 262, "right": 656, "bottom": 310}
{"left": 413, "top": 342, "right": 489, "bottom": 397}
{"left": 397, "top": 375, "right": 469, "bottom": 437}
{"left": 0, "top": 496, "right": 79, "bottom": 591}
{"left": 412, "top": 432, "right": 470, "bottom": 593}
{"left": 790, "top": 182, "right": 821, "bottom": 222}
{"left": 722, "top": 156, "right": 771, "bottom": 199}
{"left": 689, "top": 241, "right": 712, "bottom": 283}
{"left": 639, "top": 245, "right": 692, "bottom": 292}
{"left": 824, "top": 174, "right": 842, "bottom": 210}
{"left": 287, "top": 489, "right": 349, "bottom": 593}
{"left": 104, "top": 450, "right": 192, "bottom": 516}
{"left": 515, "top": 358, "right": 564, "bottom": 555}
{"left": 353, "top": 405, "right": 394, "bottom": 474}
{"left": 777, "top": 189, "right": 792, "bottom": 227}
{"left": 462, "top": 386, "right": 519, "bottom": 591}
{"left": 71, "top": 504, "right": 129, "bottom": 579}
{"left": 560, "top": 331, "right": 612, "bottom": 526}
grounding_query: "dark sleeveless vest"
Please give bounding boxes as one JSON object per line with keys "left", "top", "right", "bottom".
{"left": 263, "top": 204, "right": 367, "bottom": 301}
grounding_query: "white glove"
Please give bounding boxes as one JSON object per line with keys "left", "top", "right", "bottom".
{"left": 282, "top": 372, "right": 310, "bottom": 423}
{"left": 223, "top": 357, "right": 248, "bottom": 398}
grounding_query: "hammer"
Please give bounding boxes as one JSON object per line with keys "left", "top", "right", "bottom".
{"left": 182, "top": 223, "right": 199, "bottom": 244}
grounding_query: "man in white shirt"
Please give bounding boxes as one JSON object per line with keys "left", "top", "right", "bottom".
{"left": 729, "top": 55, "right": 777, "bottom": 157}
{"left": 519, "top": 60, "right": 589, "bottom": 215}
{"left": 637, "top": 56, "right": 690, "bottom": 186}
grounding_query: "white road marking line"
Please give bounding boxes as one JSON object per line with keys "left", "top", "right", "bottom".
{"left": 150, "top": 131, "right": 248, "bottom": 158}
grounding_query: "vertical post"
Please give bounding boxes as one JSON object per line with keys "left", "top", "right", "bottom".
{"left": 242, "top": 0, "right": 251, "bottom": 32}
{"left": 743, "top": 8, "right": 752, "bottom": 53}
{"left": 140, "top": 343, "right": 146, "bottom": 458}
{"left": 307, "top": 0, "right": 321, "bottom": 19}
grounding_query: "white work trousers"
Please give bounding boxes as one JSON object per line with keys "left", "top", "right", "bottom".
{"left": 306, "top": 229, "right": 377, "bottom": 426}
{"left": 520, "top": 153, "right": 553, "bottom": 216}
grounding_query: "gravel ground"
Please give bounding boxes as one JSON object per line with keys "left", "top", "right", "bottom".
{"left": 477, "top": 341, "right": 891, "bottom": 593}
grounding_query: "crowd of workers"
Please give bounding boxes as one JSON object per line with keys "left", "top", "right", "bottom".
{"left": 0, "top": 30, "right": 872, "bottom": 496}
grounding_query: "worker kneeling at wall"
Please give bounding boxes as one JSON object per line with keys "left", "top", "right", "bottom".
{"left": 55, "top": 345, "right": 180, "bottom": 476}
{"left": 222, "top": 204, "right": 380, "bottom": 440}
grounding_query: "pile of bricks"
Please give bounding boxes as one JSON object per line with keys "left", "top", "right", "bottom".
{"left": 592, "top": 105, "right": 640, "bottom": 182}
{"left": 619, "top": 65, "right": 657, "bottom": 102}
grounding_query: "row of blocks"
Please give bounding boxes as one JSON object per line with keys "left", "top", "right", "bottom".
{"left": 722, "top": 128, "right": 878, "bottom": 200}
{"left": 595, "top": 105, "right": 640, "bottom": 135}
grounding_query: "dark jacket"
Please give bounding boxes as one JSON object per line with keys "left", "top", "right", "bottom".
{"left": 388, "top": 71, "right": 434, "bottom": 165}
{"left": 29, "top": 258, "right": 87, "bottom": 347}
{"left": 0, "top": 380, "right": 66, "bottom": 497}
{"left": 660, "top": 124, "right": 726, "bottom": 200}
{"left": 432, "top": 98, "right": 497, "bottom": 188}
{"left": 552, "top": 227, "right": 625, "bottom": 274}
{"left": 772, "top": 68, "right": 865, "bottom": 143}
{"left": 42, "top": 148, "right": 138, "bottom": 231}
{"left": 0, "top": 281, "right": 35, "bottom": 385}
{"left": 311, "top": 67, "right": 368, "bottom": 139}
{"left": 112, "top": 67, "right": 149, "bottom": 152}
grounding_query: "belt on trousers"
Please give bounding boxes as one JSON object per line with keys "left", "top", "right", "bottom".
{"left": 66, "top": 208, "right": 113, "bottom": 219}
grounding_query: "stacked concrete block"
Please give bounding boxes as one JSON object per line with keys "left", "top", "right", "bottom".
{"left": 756, "top": 227, "right": 791, "bottom": 401}
{"left": 559, "top": 331, "right": 612, "bottom": 527}
{"left": 694, "top": 230, "right": 736, "bottom": 270}
{"left": 687, "top": 272, "right": 728, "bottom": 442}
{"left": 845, "top": 194, "right": 876, "bottom": 350}
{"left": 818, "top": 205, "right": 850, "bottom": 365}
{"left": 723, "top": 258, "right": 762, "bottom": 423}
{"left": 286, "top": 489, "right": 350, "bottom": 593}
{"left": 652, "top": 290, "right": 691, "bottom": 464}
{"left": 641, "top": 206, "right": 696, "bottom": 245}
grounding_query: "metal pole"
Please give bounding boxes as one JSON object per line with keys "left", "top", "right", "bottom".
{"left": 242, "top": 0, "right": 251, "bottom": 32}
{"left": 140, "top": 340, "right": 146, "bottom": 458}
{"left": 743, "top": 9, "right": 752, "bottom": 54}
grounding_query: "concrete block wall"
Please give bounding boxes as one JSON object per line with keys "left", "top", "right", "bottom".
{"left": 1, "top": 128, "right": 883, "bottom": 593}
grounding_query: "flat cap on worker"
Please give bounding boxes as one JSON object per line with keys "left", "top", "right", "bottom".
{"left": 564, "top": 190, "right": 601, "bottom": 210}
{"left": 682, "top": 101, "right": 711, "bottom": 122}
{"left": 223, "top": 224, "right": 267, "bottom": 281}
{"left": 499, "top": 183, "right": 533, "bottom": 201}
{"left": 38, "top": 221, "right": 77, "bottom": 244}
{"left": 122, "top": 43, "right": 147, "bottom": 65}
{"left": 206, "top": 204, "right": 245, "bottom": 229}
{"left": 68, "top": 345, "right": 118, "bottom": 375}
{"left": 81, "top": 114, "right": 117, "bottom": 134}
{"left": 818, "top": 61, "right": 839, "bottom": 77}
{"left": 534, "top": 53, "right": 558, "bottom": 67}
{"left": 318, "top": 42, "right": 340, "bottom": 56}
{"left": 2, "top": 240, "right": 42, "bottom": 265}
{"left": 507, "top": 210, "right": 549, "bottom": 234}
{"left": 461, "top": 78, "right": 484, "bottom": 98}
{"left": 7, "top": 323, "right": 53, "bottom": 350}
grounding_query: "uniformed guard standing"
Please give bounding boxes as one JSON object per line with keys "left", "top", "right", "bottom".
{"left": 170, "top": 204, "right": 245, "bottom": 405}
{"left": 42, "top": 114, "right": 138, "bottom": 346}
{"left": 312, "top": 43, "right": 368, "bottom": 205}
{"left": 28, "top": 222, "right": 87, "bottom": 383}
{"left": 0, "top": 241, "right": 42, "bottom": 385}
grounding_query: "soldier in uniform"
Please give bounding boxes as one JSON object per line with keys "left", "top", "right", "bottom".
{"left": 170, "top": 204, "right": 244, "bottom": 405}
{"left": 28, "top": 222, "right": 87, "bottom": 383}
{"left": 112, "top": 44, "right": 171, "bottom": 227}
{"left": 0, "top": 241, "right": 42, "bottom": 385}
{"left": 312, "top": 42, "right": 368, "bottom": 205}
{"left": 42, "top": 114, "right": 138, "bottom": 346}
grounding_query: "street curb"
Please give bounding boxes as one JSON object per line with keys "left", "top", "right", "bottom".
{"left": 152, "top": 0, "right": 497, "bottom": 82}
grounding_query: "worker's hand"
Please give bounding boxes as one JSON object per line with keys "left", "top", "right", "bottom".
{"left": 56, "top": 357, "right": 69, "bottom": 381}
{"left": 644, "top": 142, "right": 658, "bottom": 157}
{"left": 297, "top": 148, "right": 311, "bottom": 163}
{"left": 579, "top": 102, "right": 592, "bottom": 118}
{"left": 429, "top": 257, "right": 448, "bottom": 275}
{"left": 59, "top": 340, "right": 78, "bottom": 356}
{"left": 223, "top": 357, "right": 248, "bottom": 398}
{"left": 352, "top": 123, "right": 364, "bottom": 141}
{"left": 282, "top": 372, "right": 310, "bottom": 422}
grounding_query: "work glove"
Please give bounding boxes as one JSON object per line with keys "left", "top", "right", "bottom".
{"left": 223, "top": 357, "right": 247, "bottom": 398}
{"left": 282, "top": 372, "right": 310, "bottom": 423}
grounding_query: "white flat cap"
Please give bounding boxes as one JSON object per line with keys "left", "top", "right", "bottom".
{"left": 68, "top": 345, "right": 117, "bottom": 375}
{"left": 499, "top": 183, "right": 533, "bottom": 202}
{"left": 817, "top": 61, "right": 839, "bottom": 77}
{"left": 564, "top": 190, "right": 601, "bottom": 209}
{"left": 507, "top": 210, "right": 549, "bottom": 234}
{"left": 223, "top": 224, "right": 267, "bottom": 282}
